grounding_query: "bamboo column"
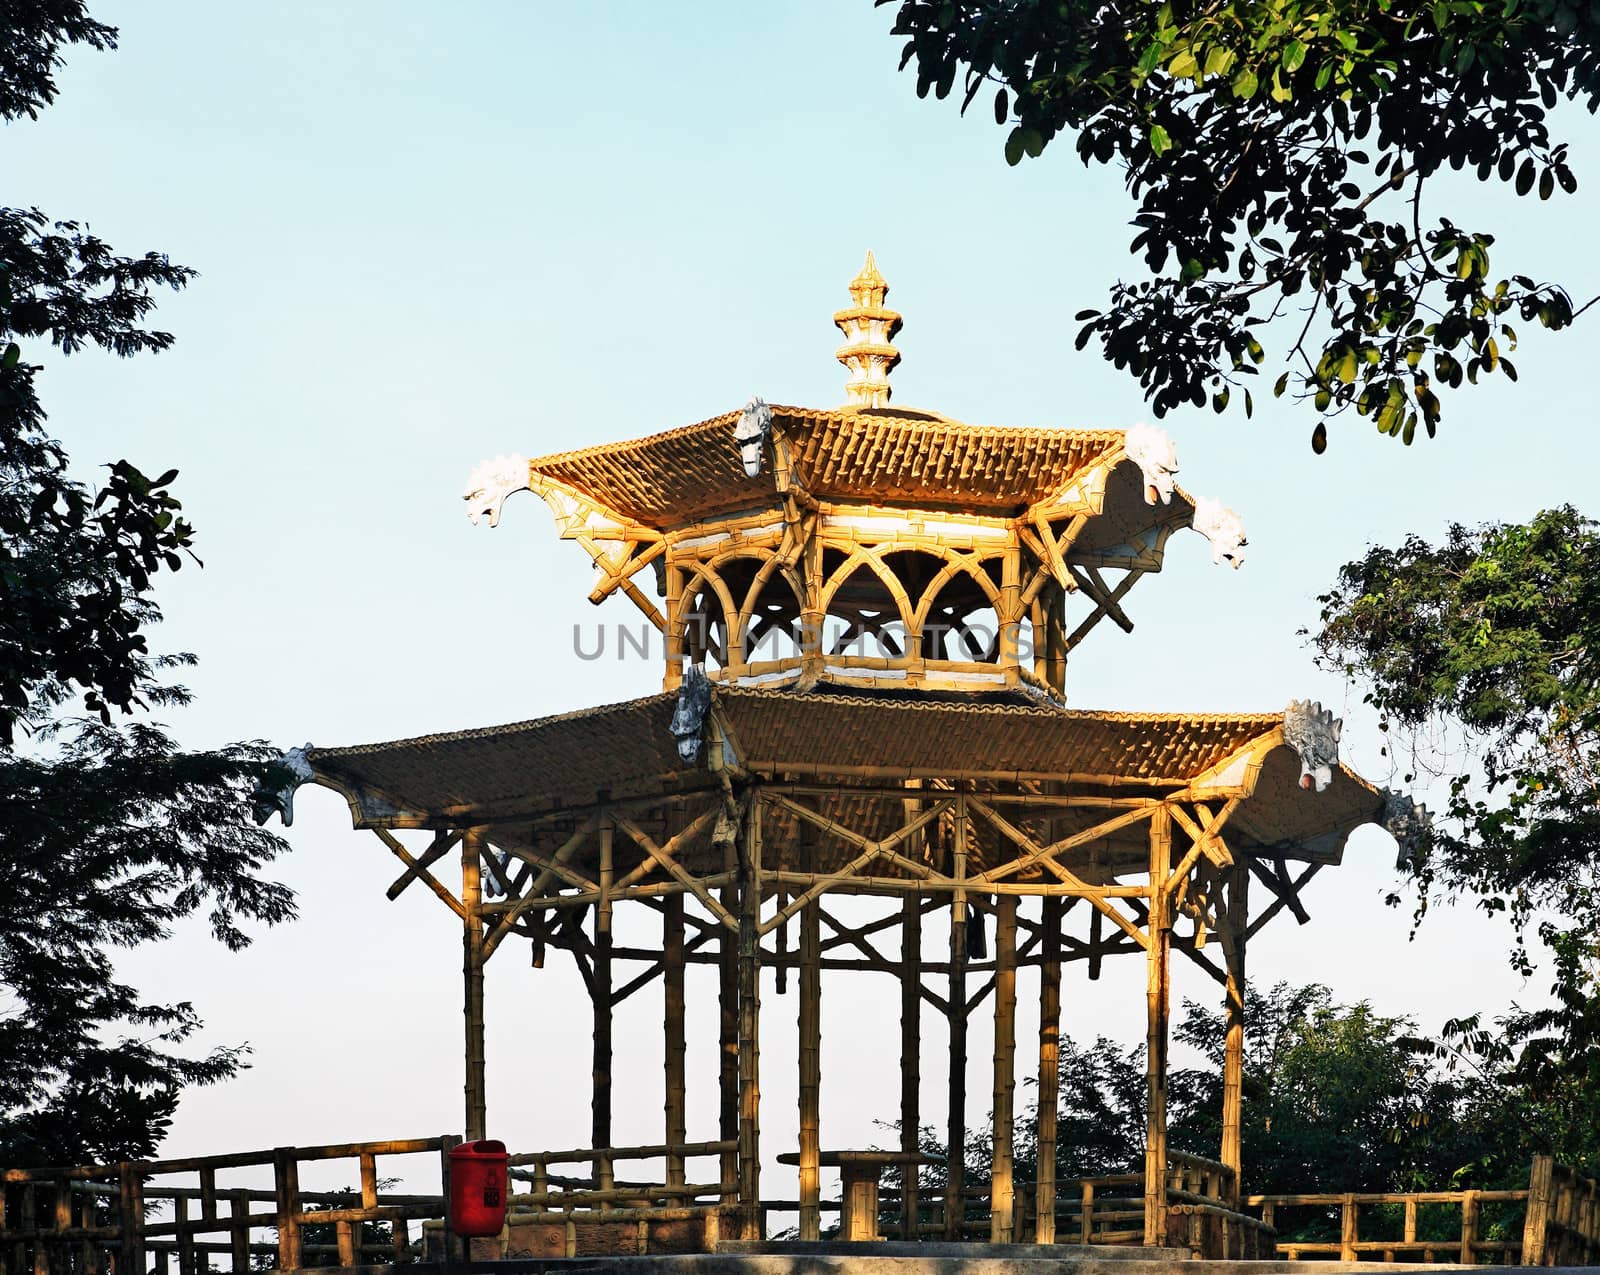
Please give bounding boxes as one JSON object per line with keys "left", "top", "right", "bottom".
{"left": 1143, "top": 806, "right": 1173, "bottom": 1247}
{"left": 593, "top": 820, "right": 615, "bottom": 1189}
{"left": 719, "top": 831, "right": 739, "bottom": 1212}
{"left": 990, "top": 893, "right": 1018, "bottom": 1243}
{"left": 1036, "top": 895, "right": 1062, "bottom": 1243}
{"left": 737, "top": 796, "right": 764, "bottom": 1240}
{"left": 999, "top": 543, "right": 1022, "bottom": 681}
{"left": 665, "top": 564, "right": 685, "bottom": 691}
{"left": 801, "top": 524, "right": 824, "bottom": 682}
{"left": 798, "top": 899, "right": 822, "bottom": 1240}
{"left": 944, "top": 795, "right": 970, "bottom": 1241}
{"left": 1221, "top": 861, "right": 1248, "bottom": 1196}
{"left": 664, "top": 893, "right": 687, "bottom": 1189}
{"left": 900, "top": 894, "right": 922, "bottom": 1240}
{"left": 462, "top": 827, "right": 487, "bottom": 1141}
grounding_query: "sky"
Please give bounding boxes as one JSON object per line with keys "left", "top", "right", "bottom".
{"left": 9, "top": 0, "right": 1600, "bottom": 1200}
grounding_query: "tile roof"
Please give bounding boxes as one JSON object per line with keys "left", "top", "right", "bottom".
{"left": 527, "top": 405, "right": 1126, "bottom": 527}
{"left": 305, "top": 686, "right": 1384, "bottom": 877}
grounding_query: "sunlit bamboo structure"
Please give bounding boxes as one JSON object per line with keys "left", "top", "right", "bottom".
{"left": 258, "top": 255, "right": 1419, "bottom": 1256}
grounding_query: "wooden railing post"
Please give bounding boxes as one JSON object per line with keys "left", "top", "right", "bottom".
{"left": 1459, "top": 1188, "right": 1479, "bottom": 1263}
{"left": 439, "top": 1134, "right": 462, "bottom": 1261}
{"left": 272, "top": 1148, "right": 302, "bottom": 1271}
{"left": 1524, "top": 1154, "right": 1555, "bottom": 1266}
{"left": 1339, "top": 1193, "right": 1358, "bottom": 1261}
{"left": 117, "top": 1166, "right": 145, "bottom": 1275}
{"left": 228, "top": 1190, "right": 250, "bottom": 1273}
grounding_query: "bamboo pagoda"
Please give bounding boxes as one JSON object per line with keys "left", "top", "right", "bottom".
{"left": 258, "top": 254, "right": 1421, "bottom": 1258}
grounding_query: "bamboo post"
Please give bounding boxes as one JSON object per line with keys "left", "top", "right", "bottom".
{"left": 439, "top": 1134, "right": 461, "bottom": 1260}
{"left": 999, "top": 542, "right": 1022, "bottom": 681}
{"left": 664, "top": 563, "right": 685, "bottom": 690}
{"left": 990, "top": 893, "right": 1018, "bottom": 1243}
{"left": 900, "top": 893, "right": 922, "bottom": 1240}
{"left": 1340, "top": 1193, "right": 1358, "bottom": 1261}
{"left": 594, "top": 819, "right": 615, "bottom": 1191}
{"left": 272, "top": 1147, "right": 302, "bottom": 1272}
{"left": 1221, "top": 861, "right": 1248, "bottom": 1196}
{"left": 737, "top": 795, "right": 764, "bottom": 1240}
{"left": 174, "top": 1194, "right": 192, "bottom": 1275}
{"left": 1143, "top": 805, "right": 1173, "bottom": 1247}
{"left": 664, "top": 893, "right": 687, "bottom": 1189}
{"left": 1036, "top": 895, "right": 1062, "bottom": 1243}
{"left": 117, "top": 1166, "right": 145, "bottom": 1275}
{"left": 801, "top": 525, "right": 824, "bottom": 682}
{"left": 945, "top": 794, "right": 970, "bottom": 1241}
{"left": 462, "top": 827, "right": 487, "bottom": 1142}
{"left": 1460, "top": 1188, "right": 1480, "bottom": 1263}
{"left": 228, "top": 1191, "right": 249, "bottom": 1273}
{"left": 719, "top": 832, "right": 740, "bottom": 1213}
{"left": 798, "top": 899, "right": 822, "bottom": 1241}
{"left": 1524, "top": 1156, "right": 1554, "bottom": 1266}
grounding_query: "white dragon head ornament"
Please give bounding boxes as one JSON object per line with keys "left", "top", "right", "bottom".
{"left": 1193, "top": 497, "right": 1248, "bottom": 569}
{"left": 1123, "top": 424, "right": 1179, "bottom": 505}
{"left": 463, "top": 454, "right": 530, "bottom": 528}
{"left": 1284, "top": 700, "right": 1342, "bottom": 792}
{"left": 734, "top": 396, "right": 773, "bottom": 478}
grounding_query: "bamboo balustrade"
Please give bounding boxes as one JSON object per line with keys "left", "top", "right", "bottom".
{"left": 0, "top": 1137, "right": 451, "bottom": 1275}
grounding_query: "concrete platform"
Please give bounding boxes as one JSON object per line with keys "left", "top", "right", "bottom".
{"left": 308, "top": 1250, "right": 1600, "bottom": 1275}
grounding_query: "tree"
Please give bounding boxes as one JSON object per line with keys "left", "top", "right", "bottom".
{"left": 1310, "top": 506, "right": 1600, "bottom": 1098}
{"left": 882, "top": 983, "right": 1593, "bottom": 1240}
{"left": 879, "top": 0, "right": 1598, "bottom": 449}
{"left": 0, "top": 4, "right": 294, "bottom": 1167}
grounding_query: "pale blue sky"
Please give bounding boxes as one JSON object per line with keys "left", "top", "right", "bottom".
{"left": 10, "top": 1, "right": 1600, "bottom": 1191}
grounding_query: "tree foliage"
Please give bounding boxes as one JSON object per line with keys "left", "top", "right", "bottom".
{"left": 892, "top": 984, "right": 1598, "bottom": 1239}
{"left": 1311, "top": 506, "right": 1600, "bottom": 1089}
{"left": 0, "top": 3, "right": 294, "bottom": 1167}
{"left": 880, "top": 0, "right": 1598, "bottom": 449}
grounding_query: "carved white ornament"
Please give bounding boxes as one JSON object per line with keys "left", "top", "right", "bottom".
{"left": 1123, "top": 424, "right": 1179, "bottom": 505}
{"left": 1382, "top": 789, "right": 1433, "bottom": 871}
{"left": 734, "top": 397, "right": 773, "bottom": 478}
{"left": 1284, "top": 700, "right": 1341, "bottom": 792}
{"left": 463, "top": 454, "right": 530, "bottom": 528}
{"left": 251, "top": 743, "right": 316, "bottom": 827}
{"left": 1192, "top": 497, "right": 1248, "bottom": 568}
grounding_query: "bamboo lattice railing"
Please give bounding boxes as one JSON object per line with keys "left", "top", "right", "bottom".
{"left": 0, "top": 1137, "right": 452, "bottom": 1275}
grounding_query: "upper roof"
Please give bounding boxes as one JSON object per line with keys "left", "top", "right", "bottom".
{"left": 527, "top": 404, "right": 1130, "bottom": 529}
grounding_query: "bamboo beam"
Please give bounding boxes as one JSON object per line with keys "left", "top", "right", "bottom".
{"left": 462, "top": 828, "right": 487, "bottom": 1142}
{"left": 945, "top": 795, "right": 970, "bottom": 1241}
{"left": 379, "top": 831, "right": 464, "bottom": 908}
{"left": 990, "top": 894, "right": 1018, "bottom": 1243}
{"left": 1036, "top": 895, "right": 1062, "bottom": 1243}
{"left": 664, "top": 894, "right": 687, "bottom": 1191}
{"left": 797, "top": 900, "right": 821, "bottom": 1241}
{"left": 612, "top": 810, "right": 736, "bottom": 929}
{"left": 737, "top": 798, "right": 763, "bottom": 1239}
{"left": 1143, "top": 807, "right": 1173, "bottom": 1246}
{"left": 1221, "top": 862, "right": 1248, "bottom": 1191}
{"left": 593, "top": 821, "right": 614, "bottom": 1189}
{"left": 901, "top": 893, "right": 922, "bottom": 1240}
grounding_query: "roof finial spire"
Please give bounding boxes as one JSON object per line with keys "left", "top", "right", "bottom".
{"left": 833, "top": 251, "right": 902, "bottom": 407}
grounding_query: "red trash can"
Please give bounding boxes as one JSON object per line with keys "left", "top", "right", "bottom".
{"left": 448, "top": 1139, "right": 509, "bottom": 1237}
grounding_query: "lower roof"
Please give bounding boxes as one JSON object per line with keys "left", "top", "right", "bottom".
{"left": 304, "top": 685, "right": 1385, "bottom": 872}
